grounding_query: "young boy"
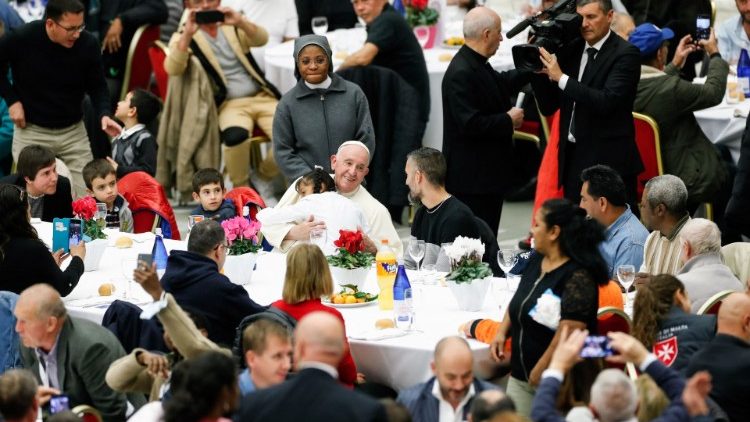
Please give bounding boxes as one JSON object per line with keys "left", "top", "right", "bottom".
{"left": 82, "top": 159, "right": 134, "bottom": 232}
{"left": 191, "top": 168, "right": 237, "bottom": 222}
{"left": 108, "top": 88, "right": 162, "bottom": 178}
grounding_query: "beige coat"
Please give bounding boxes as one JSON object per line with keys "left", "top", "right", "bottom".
{"left": 105, "top": 294, "right": 230, "bottom": 401}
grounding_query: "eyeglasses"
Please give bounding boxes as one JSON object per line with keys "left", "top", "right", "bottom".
{"left": 214, "top": 241, "right": 230, "bottom": 251}
{"left": 0, "top": 184, "right": 25, "bottom": 202}
{"left": 52, "top": 20, "right": 85, "bottom": 34}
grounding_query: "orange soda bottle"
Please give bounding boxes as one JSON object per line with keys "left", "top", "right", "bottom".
{"left": 375, "top": 239, "right": 397, "bottom": 310}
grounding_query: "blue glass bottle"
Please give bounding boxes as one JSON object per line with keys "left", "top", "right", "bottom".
{"left": 152, "top": 228, "right": 169, "bottom": 277}
{"left": 393, "top": 264, "right": 413, "bottom": 329}
{"left": 738, "top": 49, "right": 750, "bottom": 96}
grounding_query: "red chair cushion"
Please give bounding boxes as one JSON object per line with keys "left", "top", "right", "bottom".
{"left": 633, "top": 117, "right": 660, "bottom": 202}
{"left": 148, "top": 44, "right": 168, "bottom": 101}
{"left": 117, "top": 171, "right": 181, "bottom": 240}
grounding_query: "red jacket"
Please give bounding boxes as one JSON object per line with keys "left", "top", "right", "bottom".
{"left": 271, "top": 299, "right": 357, "bottom": 386}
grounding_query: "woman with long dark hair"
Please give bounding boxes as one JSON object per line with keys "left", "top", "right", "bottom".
{"left": 488, "top": 199, "right": 609, "bottom": 416}
{"left": 0, "top": 184, "right": 85, "bottom": 295}
{"left": 632, "top": 274, "right": 715, "bottom": 372}
{"left": 163, "top": 351, "right": 239, "bottom": 422}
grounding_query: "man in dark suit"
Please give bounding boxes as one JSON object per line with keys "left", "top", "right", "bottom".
{"left": 234, "top": 312, "right": 387, "bottom": 422}
{"left": 442, "top": 6, "right": 528, "bottom": 235}
{"left": 14, "top": 284, "right": 130, "bottom": 421}
{"left": 687, "top": 293, "right": 750, "bottom": 422}
{"left": 533, "top": 0, "right": 642, "bottom": 207}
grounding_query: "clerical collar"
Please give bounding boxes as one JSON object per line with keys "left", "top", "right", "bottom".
{"left": 304, "top": 76, "right": 332, "bottom": 90}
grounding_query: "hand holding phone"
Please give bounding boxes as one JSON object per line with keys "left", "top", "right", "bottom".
{"left": 695, "top": 14, "right": 711, "bottom": 42}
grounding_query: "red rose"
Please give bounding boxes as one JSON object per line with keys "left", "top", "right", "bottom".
{"left": 72, "top": 196, "right": 97, "bottom": 220}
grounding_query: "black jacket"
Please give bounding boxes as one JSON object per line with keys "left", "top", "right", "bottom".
{"left": 160, "top": 250, "right": 265, "bottom": 346}
{"left": 0, "top": 173, "right": 73, "bottom": 222}
{"left": 0, "top": 237, "right": 83, "bottom": 296}
{"left": 234, "top": 367, "right": 387, "bottom": 422}
{"left": 532, "top": 33, "right": 643, "bottom": 183}
{"left": 653, "top": 306, "right": 716, "bottom": 373}
{"left": 687, "top": 334, "right": 750, "bottom": 422}
{"left": 725, "top": 113, "right": 750, "bottom": 236}
{"left": 442, "top": 45, "right": 531, "bottom": 195}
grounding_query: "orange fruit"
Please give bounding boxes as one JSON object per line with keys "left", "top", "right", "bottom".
{"left": 357, "top": 298, "right": 365, "bottom": 303}
{"left": 333, "top": 295, "right": 345, "bottom": 304}
{"left": 345, "top": 295, "right": 357, "bottom": 304}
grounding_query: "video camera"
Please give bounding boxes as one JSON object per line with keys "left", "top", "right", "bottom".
{"left": 507, "top": 0, "right": 583, "bottom": 71}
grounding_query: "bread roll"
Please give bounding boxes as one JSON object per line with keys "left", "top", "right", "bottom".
{"left": 98, "top": 283, "right": 116, "bottom": 296}
{"left": 115, "top": 236, "right": 133, "bottom": 249}
{"left": 438, "top": 53, "right": 453, "bottom": 62}
{"left": 375, "top": 318, "right": 395, "bottom": 330}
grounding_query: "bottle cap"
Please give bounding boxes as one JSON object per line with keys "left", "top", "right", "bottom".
{"left": 380, "top": 239, "right": 389, "bottom": 245}
{"left": 155, "top": 228, "right": 162, "bottom": 236}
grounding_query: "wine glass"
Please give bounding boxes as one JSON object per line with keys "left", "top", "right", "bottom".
{"left": 187, "top": 215, "right": 203, "bottom": 232}
{"left": 95, "top": 203, "right": 107, "bottom": 228}
{"left": 309, "top": 228, "right": 327, "bottom": 251}
{"left": 617, "top": 264, "right": 636, "bottom": 307}
{"left": 413, "top": 26, "right": 430, "bottom": 49}
{"left": 120, "top": 258, "right": 138, "bottom": 299}
{"left": 408, "top": 239, "right": 426, "bottom": 273}
{"left": 311, "top": 16, "right": 328, "bottom": 35}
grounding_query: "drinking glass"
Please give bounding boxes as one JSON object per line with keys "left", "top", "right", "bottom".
{"left": 187, "top": 215, "right": 204, "bottom": 232}
{"left": 617, "top": 264, "right": 636, "bottom": 307}
{"left": 96, "top": 203, "right": 107, "bottom": 228}
{"left": 421, "top": 263, "right": 437, "bottom": 286}
{"left": 120, "top": 258, "right": 138, "bottom": 299}
{"left": 497, "top": 249, "right": 519, "bottom": 276}
{"left": 309, "top": 228, "right": 327, "bottom": 251}
{"left": 311, "top": 16, "right": 328, "bottom": 35}
{"left": 408, "top": 239, "right": 426, "bottom": 272}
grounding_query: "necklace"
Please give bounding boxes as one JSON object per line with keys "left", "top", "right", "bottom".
{"left": 27, "top": 192, "right": 44, "bottom": 200}
{"left": 425, "top": 195, "right": 451, "bottom": 214}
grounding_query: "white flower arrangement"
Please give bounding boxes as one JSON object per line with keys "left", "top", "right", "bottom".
{"left": 444, "top": 236, "right": 492, "bottom": 284}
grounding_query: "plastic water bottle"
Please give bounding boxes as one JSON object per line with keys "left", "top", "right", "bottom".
{"left": 376, "top": 239, "right": 397, "bottom": 311}
{"left": 393, "top": 264, "right": 413, "bottom": 329}
{"left": 152, "top": 228, "right": 168, "bottom": 277}
{"left": 738, "top": 49, "right": 750, "bottom": 96}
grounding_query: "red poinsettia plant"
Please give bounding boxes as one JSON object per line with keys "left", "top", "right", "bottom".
{"left": 326, "top": 229, "right": 374, "bottom": 269}
{"left": 72, "top": 196, "right": 106, "bottom": 240}
{"left": 405, "top": 0, "right": 439, "bottom": 27}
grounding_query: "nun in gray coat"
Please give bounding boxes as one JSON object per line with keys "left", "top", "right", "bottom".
{"left": 272, "top": 34, "right": 375, "bottom": 181}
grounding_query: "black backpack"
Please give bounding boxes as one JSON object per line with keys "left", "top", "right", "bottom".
{"left": 232, "top": 307, "right": 296, "bottom": 369}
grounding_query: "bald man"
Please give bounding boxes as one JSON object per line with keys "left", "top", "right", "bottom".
{"left": 14, "top": 284, "right": 132, "bottom": 420}
{"left": 397, "top": 336, "right": 500, "bottom": 422}
{"left": 442, "top": 6, "right": 532, "bottom": 235}
{"left": 261, "top": 141, "right": 402, "bottom": 256}
{"left": 235, "top": 312, "right": 387, "bottom": 421}
{"left": 687, "top": 293, "right": 750, "bottom": 422}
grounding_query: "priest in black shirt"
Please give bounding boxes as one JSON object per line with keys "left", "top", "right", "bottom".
{"left": 341, "top": 0, "right": 430, "bottom": 127}
{"left": 404, "top": 147, "right": 480, "bottom": 271}
{"left": 0, "top": 0, "right": 121, "bottom": 198}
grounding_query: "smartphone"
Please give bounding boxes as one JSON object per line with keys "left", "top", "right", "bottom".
{"left": 49, "top": 394, "right": 70, "bottom": 414}
{"left": 137, "top": 253, "right": 153, "bottom": 270}
{"left": 195, "top": 10, "right": 224, "bottom": 24}
{"left": 580, "top": 335, "right": 614, "bottom": 358}
{"left": 695, "top": 14, "right": 711, "bottom": 41}
{"left": 68, "top": 218, "right": 82, "bottom": 248}
{"left": 52, "top": 218, "right": 71, "bottom": 253}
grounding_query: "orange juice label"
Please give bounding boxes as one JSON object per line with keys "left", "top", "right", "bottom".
{"left": 376, "top": 260, "right": 397, "bottom": 276}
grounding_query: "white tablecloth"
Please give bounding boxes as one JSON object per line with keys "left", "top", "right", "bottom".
{"left": 40, "top": 222, "right": 510, "bottom": 390}
{"left": 694, "top": 98, "right": 750, "bottom": 164}
{"left": 264, "top": 27, "right": 520, "bottom": 150}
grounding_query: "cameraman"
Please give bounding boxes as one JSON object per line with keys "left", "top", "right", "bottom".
{"left": 532, "top": 0, "right": 642, "bottom": 210}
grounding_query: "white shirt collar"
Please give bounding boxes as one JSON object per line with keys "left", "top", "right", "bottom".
{"left": 119, "top": 124, "right": 146, "bottom": 140}
{"left": 431, "top": 379, "right": 476, "bottom": 422}
{"left": 587, "top": 30, "right": 612, "bottom": 52}
{"left": 297, "top": 361, "right": 339, "bottom": 379}
{"left": 304, "top": 76, "right": 332, "bottom": 90}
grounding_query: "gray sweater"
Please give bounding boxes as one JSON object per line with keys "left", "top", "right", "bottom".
{"left": 677, "top": 252, "right": 744, "bottom": 313}
{"left": 273, "top": 74, "right": 375, "bottom": 180}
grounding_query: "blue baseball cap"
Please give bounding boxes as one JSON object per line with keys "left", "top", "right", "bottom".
{"left": 628, "top": 23, "right": 674, "bottom": 56}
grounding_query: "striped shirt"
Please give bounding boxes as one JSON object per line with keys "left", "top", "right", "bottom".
{"left": 641, "top": 214, "right": 690, "bottom": 275}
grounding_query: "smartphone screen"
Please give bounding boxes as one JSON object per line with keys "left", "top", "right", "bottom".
{"left": 68, "top": 219, "right": 82, "bottom": 248}
{"left": 137, "top": 253, "right": 153, "bottom": 269}
{"left": 580, "top": 335, "right": 614, "bottom": 358}
{"left": 49, "top": 395, "right": 70, "bottom": 414}
{"left": 195, "top": 10, "right": 224, "bottom": 24}
{"left": 696, "top": 15, "right": 710, "bottom": 41}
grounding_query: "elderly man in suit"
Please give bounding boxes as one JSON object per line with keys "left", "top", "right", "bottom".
{"left": 534, "top": 0, "right": 642, "bottom": 208}
{"left": 234, "top": 312, "right": 387, "bottom": 421}
{"left": 14, "top": 284, "right": 130, "bottom": 420}
{"left": 442, "top": 6, "right": 529, "bottom": 235}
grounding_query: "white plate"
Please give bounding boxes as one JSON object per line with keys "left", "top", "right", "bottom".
{"left": 323, "top": 300, "right": 378, "bottom": 308}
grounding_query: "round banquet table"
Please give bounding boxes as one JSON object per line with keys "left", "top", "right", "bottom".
{"left": 35, "top": 222, "right": 512, "bottom": 391}
{"left": 264, "top": 27, "right": 521, "bottom": 151}
{"left": 693, "top": 98, "right": 750, "bottom": 164}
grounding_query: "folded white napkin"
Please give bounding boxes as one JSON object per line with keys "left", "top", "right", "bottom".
{"left": 64, "top": 296, "right": 114, "bottom": 308}
{"left": 348, "top": 328, "right": 408, "bottom": 341}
